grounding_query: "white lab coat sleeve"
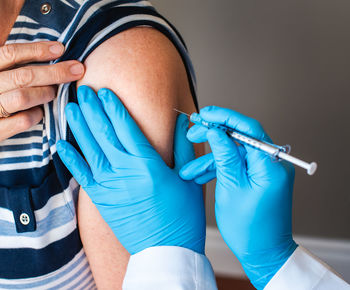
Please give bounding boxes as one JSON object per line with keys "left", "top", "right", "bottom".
{"left": 265, "top": 246, "right": 350, "bottom": 290}
{"left": 122, "top": 246, "right": 218, "bottom": 290}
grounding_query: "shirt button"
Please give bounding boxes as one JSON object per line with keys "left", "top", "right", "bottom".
{"left": 20, "top": 213, "right": 30, "bottom": 225}
{"left": 41, "top": 3, "right": 52, "bottom": 15}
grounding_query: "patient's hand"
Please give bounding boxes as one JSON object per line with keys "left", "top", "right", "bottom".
{"left": 0, "top": 42, "right": 84, "bottom": 141}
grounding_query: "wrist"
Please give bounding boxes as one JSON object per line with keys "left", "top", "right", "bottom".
{"left": 240, "top": 240, "right": 298, "bottom": 290}
{"left": 154, "top": 231, "right": 206, "bottom": 255}
{"left": 112, "top": 218, "right": 206, "bottom": 255}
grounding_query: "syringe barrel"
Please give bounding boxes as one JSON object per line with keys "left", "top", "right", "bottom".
{"left": 228, "top": 131, "right": 279, "bottom": 155}
{"left": 226, "top": 128, "right": 318, "bottom": 175}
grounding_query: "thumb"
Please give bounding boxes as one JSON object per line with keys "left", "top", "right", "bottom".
{"left": 207, "top": 128, "right": 247, "bottom": 187}
{"left": 174, "top": 114, "right": 195, "bottom": 172}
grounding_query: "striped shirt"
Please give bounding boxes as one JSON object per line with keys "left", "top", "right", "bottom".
{"left": 0, "top": 0, "right": 197, "bottom": 289}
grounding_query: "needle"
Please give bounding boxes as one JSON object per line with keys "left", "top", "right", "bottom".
{"left": 174, "top": 108, "right": 191, "bottom": 117}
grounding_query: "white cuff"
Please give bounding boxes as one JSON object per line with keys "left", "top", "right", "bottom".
{"left": 265, "top": 246, "right": 350, "bottom": 290}
{"left": 122, "top": 246, "right": 217, "bottom": 290}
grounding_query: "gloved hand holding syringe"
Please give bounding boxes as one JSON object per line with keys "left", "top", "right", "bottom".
{"left": 174, "top": 109, "right": 317, "bottom": 175}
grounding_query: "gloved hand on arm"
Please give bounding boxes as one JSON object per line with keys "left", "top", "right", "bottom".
{"left": 56, "top": 86, "right": 206, "bottom": 255}
{"left": 180, "top": 106, "right": 297, "bottom": 290}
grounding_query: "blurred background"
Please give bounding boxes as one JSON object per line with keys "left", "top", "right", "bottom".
{"left": 152, "top": 0, "right": 350, "bottom": 288}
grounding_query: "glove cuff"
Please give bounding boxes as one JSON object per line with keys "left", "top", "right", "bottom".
{"left": 241, "top": 240, "right": 298, "bottom": 290}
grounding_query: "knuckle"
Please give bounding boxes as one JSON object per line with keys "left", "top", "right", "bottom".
{"left": 46, "top": 86, "right": 57, "bottom": 101}
{"left": 17, "top": 113, "right": 35, "bottom": 131}
{"left": 13, "top": 68, "right": 34, "bottom": 87}
{"left": 39, "top": 86, "right": 56, "bottom": 104}
{"left": 16, "top": 109, "right": 42, "bottom": 131}
{"left": 13, "top": 89, "right": 30, "bottom": 109}
{"left": 201, "top": 105, "right": 216, "bottom": 113}
{"left": 0, "top": 44, "right": 16, "bottom": 65}
{"left": 31, "top": 43, "right": 46, "bottom": 59}
{"left": 50, "top": 65, "right": 65, "bottom": 81}
{"left": 250, "top": 119, "right": 263, "bottom": 132}
{"left": 0, "top": 92, "right": 11, "bottom": 110}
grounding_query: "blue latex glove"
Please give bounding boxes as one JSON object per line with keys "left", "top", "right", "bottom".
{"left": 56, "top": 86, "right": 205, "bottom": 255}
{"left": 180, "top": 106, "right": 297, "bottom": 290}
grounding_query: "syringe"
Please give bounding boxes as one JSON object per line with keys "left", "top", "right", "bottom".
{"left": 174, "top": 109, "right": 317, "bottom": 176}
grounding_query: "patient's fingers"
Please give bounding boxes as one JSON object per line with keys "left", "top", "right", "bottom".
{"left": 0, "top": 106, "right": 43, "bottom": 142}
{"left": 0, "top": 42, "right": 64, "bottom": 71}
{"left": 0, "top": 60, "right": 84, "bottom": 94}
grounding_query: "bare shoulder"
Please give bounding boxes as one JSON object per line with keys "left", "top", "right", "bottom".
{"left": 78, "top": 27, "right": 195, "bottom": 163}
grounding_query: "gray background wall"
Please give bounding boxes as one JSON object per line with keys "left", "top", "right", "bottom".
{"left": 152, "top": 0, "right": 350, "bottom": 239}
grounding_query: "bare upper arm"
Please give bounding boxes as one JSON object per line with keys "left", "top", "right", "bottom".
{"left": 78, "top": 27, "right": 196, "bottom": 165}
{"left": 76, "top": 27, "right": 200, "bottom": 289}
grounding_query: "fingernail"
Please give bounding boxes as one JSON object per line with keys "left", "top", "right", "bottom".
{"left": 70, "top": 63, "right": 84, "bottom": 75}
{"left": 49, "top": 43, "right": 64, "bottom": 55}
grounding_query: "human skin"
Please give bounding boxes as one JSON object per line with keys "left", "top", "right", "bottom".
{"left": 77, "top": 27, "right": 203, "bottom": 289}
{"left": 1, "top": 2, "right": 203, "bottom": 287}
{"left": 0, "top": 0, "right": 85, "bottom": 141}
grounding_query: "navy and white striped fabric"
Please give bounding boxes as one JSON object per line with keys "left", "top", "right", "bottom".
{"left": 0, "top": 0, "right": 197, "bottom": 288}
